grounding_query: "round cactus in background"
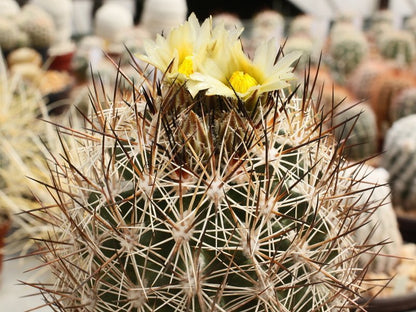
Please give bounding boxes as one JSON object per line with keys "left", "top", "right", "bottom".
{"left": 17, "top": 4, "right": 55, "bottom": 50}
{"left": 328, "top": 28, "right": 368, "bottom": 84}
{"left": 332, "top": 101, "right": 378, "bottom": 161}
{"left": 140, "top": 0, "right": 187, "bottom": 38}
{"left": 346, "top": 58, "right": 390, "bottom": 101}
{"left": 390, "top": 87, "right": 416, "bottom": 123}
{"left": 377, "top": 29, "right": 416, "bottom": 67}
{"left": 284, "top": 35, "right": 315, "bottom": 70}
{"left": 382, "top": 114, "right": 416, "bottom": 212}
{"left": 369, "top": 69, "right": 416, "bottom": 141}
{"left": 0, "top": 0, "right": 20, "bottom": 19}
{"left": 288, "top": 14, "right": 313, "bottom": 37}
{"left": 0, "top": 17, "right": 21, "bottom": 52}
{"left": 94, "top": 2, "right": 134, "bottom": 44}
{"left": 25, "top": 14, "right": 387, "bottom": 312}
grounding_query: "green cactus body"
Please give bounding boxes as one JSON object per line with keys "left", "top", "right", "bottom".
{"left": 333, "top": 102, "right": 378, "bottom": 160}
{"left": 377, "top": 30, "right": 416, "bottom": 66}
{"left": 26, "top": 14, "right": 385, "bottom": 312}
{"left": 328, "top": 30, "right": 368, "bottom": 84}
{"left": 382, "top": 114, "right": 416, "bottom": 212}
{"left": 390, "top": 87, "right": 416, "bottom": 123}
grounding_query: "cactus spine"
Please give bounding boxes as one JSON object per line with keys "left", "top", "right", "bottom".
{"left": 26, "top": 14, "right": 385, "bottom": 311}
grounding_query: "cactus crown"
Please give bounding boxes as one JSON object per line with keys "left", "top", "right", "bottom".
{"left": 25, "top": 13, "right": 384, "bottom": 312}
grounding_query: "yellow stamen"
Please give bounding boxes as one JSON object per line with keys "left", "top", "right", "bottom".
{"left": 178, "top": 56, "right": 194, "bottom": 76}
{"left": 229, "top": 71, "right": 258, "bottom": 94}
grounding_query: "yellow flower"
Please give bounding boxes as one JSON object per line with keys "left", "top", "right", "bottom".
{"left": 187, "top": 39, "right": 301, "bottom": 103}
{"left": 139, "top": 13, "right": 244, "bottom": 85}
{"left": 138, "top": 13, "right": 211, "bottom": 83}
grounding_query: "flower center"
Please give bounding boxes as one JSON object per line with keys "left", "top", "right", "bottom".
{"left": 178, "top": 56, "right": 194, "bottom": 76}
{"left": 229, "top": 71, "right": 258, "bottom": 93}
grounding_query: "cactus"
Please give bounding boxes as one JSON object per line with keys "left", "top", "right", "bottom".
{"left": 346, "top": 59, "right": 390, "bottom": 101}
{"left": 349, "top": 165, "right": 403, "bottom": 274}
{"left": 284, "top": 35, "right": 315, "bottom": 71}
{"left": 249, "top": 10, "right": 284, "bottom": 54}
{"left": 94, "top": 3, "right": 134, "bottom": 44}
{"left": 0, "top": 54, "right": 61, "bottom": 254}
{"left": 25, "top": 14, "right": 386, "bottom": 311}
{"left": 327, "top": 28, "right": 369, "bottom": 84}
{"left": 367, "top": 9, "right": 395, "bottom": 43}
{"left": 369, "top": 69, "right": 416, "bottom": 140}
{"left": 30, "top": 0, "right": 73, "bottom": 45}
{"left": 17, "top": 4, "right": 55, "bottom": 50}
{"left": 377, "top": 29, "right": 416, "bottom": 66}
{"left": 382, "top": 114, "right": 416, "bottom": 212}
{"left": 0, "top": 0, "right": 20, "bottom": 19}
{"left": 332, "top": 101, "right": 378, "bottom": 161}
{"left": 389, "top": 87, "right": 416, "bottom": 123}
{"left": 0, "top": 17, "right": 22, "bottom": 52}
{"left": 288, "top": 14, "right": 313, "bottom": 37}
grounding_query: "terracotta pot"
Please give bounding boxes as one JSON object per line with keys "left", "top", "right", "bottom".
{"left": 0, "top": 216, "right": 11, "bottom": 274}
{"left": 48, "top": 50, "right": 75, "bottom": 72}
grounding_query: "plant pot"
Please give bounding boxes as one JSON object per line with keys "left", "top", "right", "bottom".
{"left": 397, "top": 214, "right": 416, "bottom": 243}
{"left": 0, "top": 215, "right": 11, "bottom": 276}
{"left": 48, "top": 50, "right": 75, "bottom": 72}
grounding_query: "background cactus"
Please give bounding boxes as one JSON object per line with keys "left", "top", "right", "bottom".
{"left": 0, "top": 55, "right": 62, "bottom": 254}
{"left": 389, "top": 86, "right": 416, "bottom": 123}
{"left": 0, "top": 17, "right": 23, "bottom": 53}
{"left": 381, "top": 114, "right": 416, "bottom": 212}
{"left": 284, "top": 35, "right": 315, "bottom": 71}
{"left": 346, "top": 59, "right": 390, "bottom": 101}
{"left": 17, "top": 4, "right": 55, "bottom": 51}
{"left": 332, "top": 101, "right": 378, "bottom": 161}
{"left": 369, "top": 68, "right": 416, "bottom": 143}
{"left": 377, "top": 29, "right": 416, "bottom": 67}
{"left": 25, "top": 15, "right": 386, "bottom": 312}
{"left": 327, "top": 27, "right": 368, "bottom": 84}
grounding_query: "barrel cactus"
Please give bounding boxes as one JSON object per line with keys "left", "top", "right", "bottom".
{"left": 0, "top": 17, "right": 21, "bottom": 52}
{"left": 389, "top": 87, "right": 416, "bottom": 123}
{"left": 328, "top": 28, "right": 368, "bottom": 84}
{"left": 284, "top": 35, "right": 315, "bottom": 71}
{"left": 370, "top": 69, "right": 416, "bottom": 141}
{"left": 17, "top": 4, "right": 55, "bottom": 51}
{"left": 377, "top": 29, "right": 416, "bottom": 67}
{"left": 332, "top": 101, "right": 378, "bottom": 161}
{"left": 346, "top": 59, "right": 390, "bottom": 101}
{"left": 288, "top": 14, "right": 313, "bottom": 37}
{"left": 382, "top": 114, "right": 416, "bottom": 212}
{"left": 26, "top": 14, "right": 385, "bottom": 311}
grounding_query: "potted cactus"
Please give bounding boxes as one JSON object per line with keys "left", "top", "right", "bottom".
{"left": 24, "top": 14, "right": 391, "bottom": 311}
